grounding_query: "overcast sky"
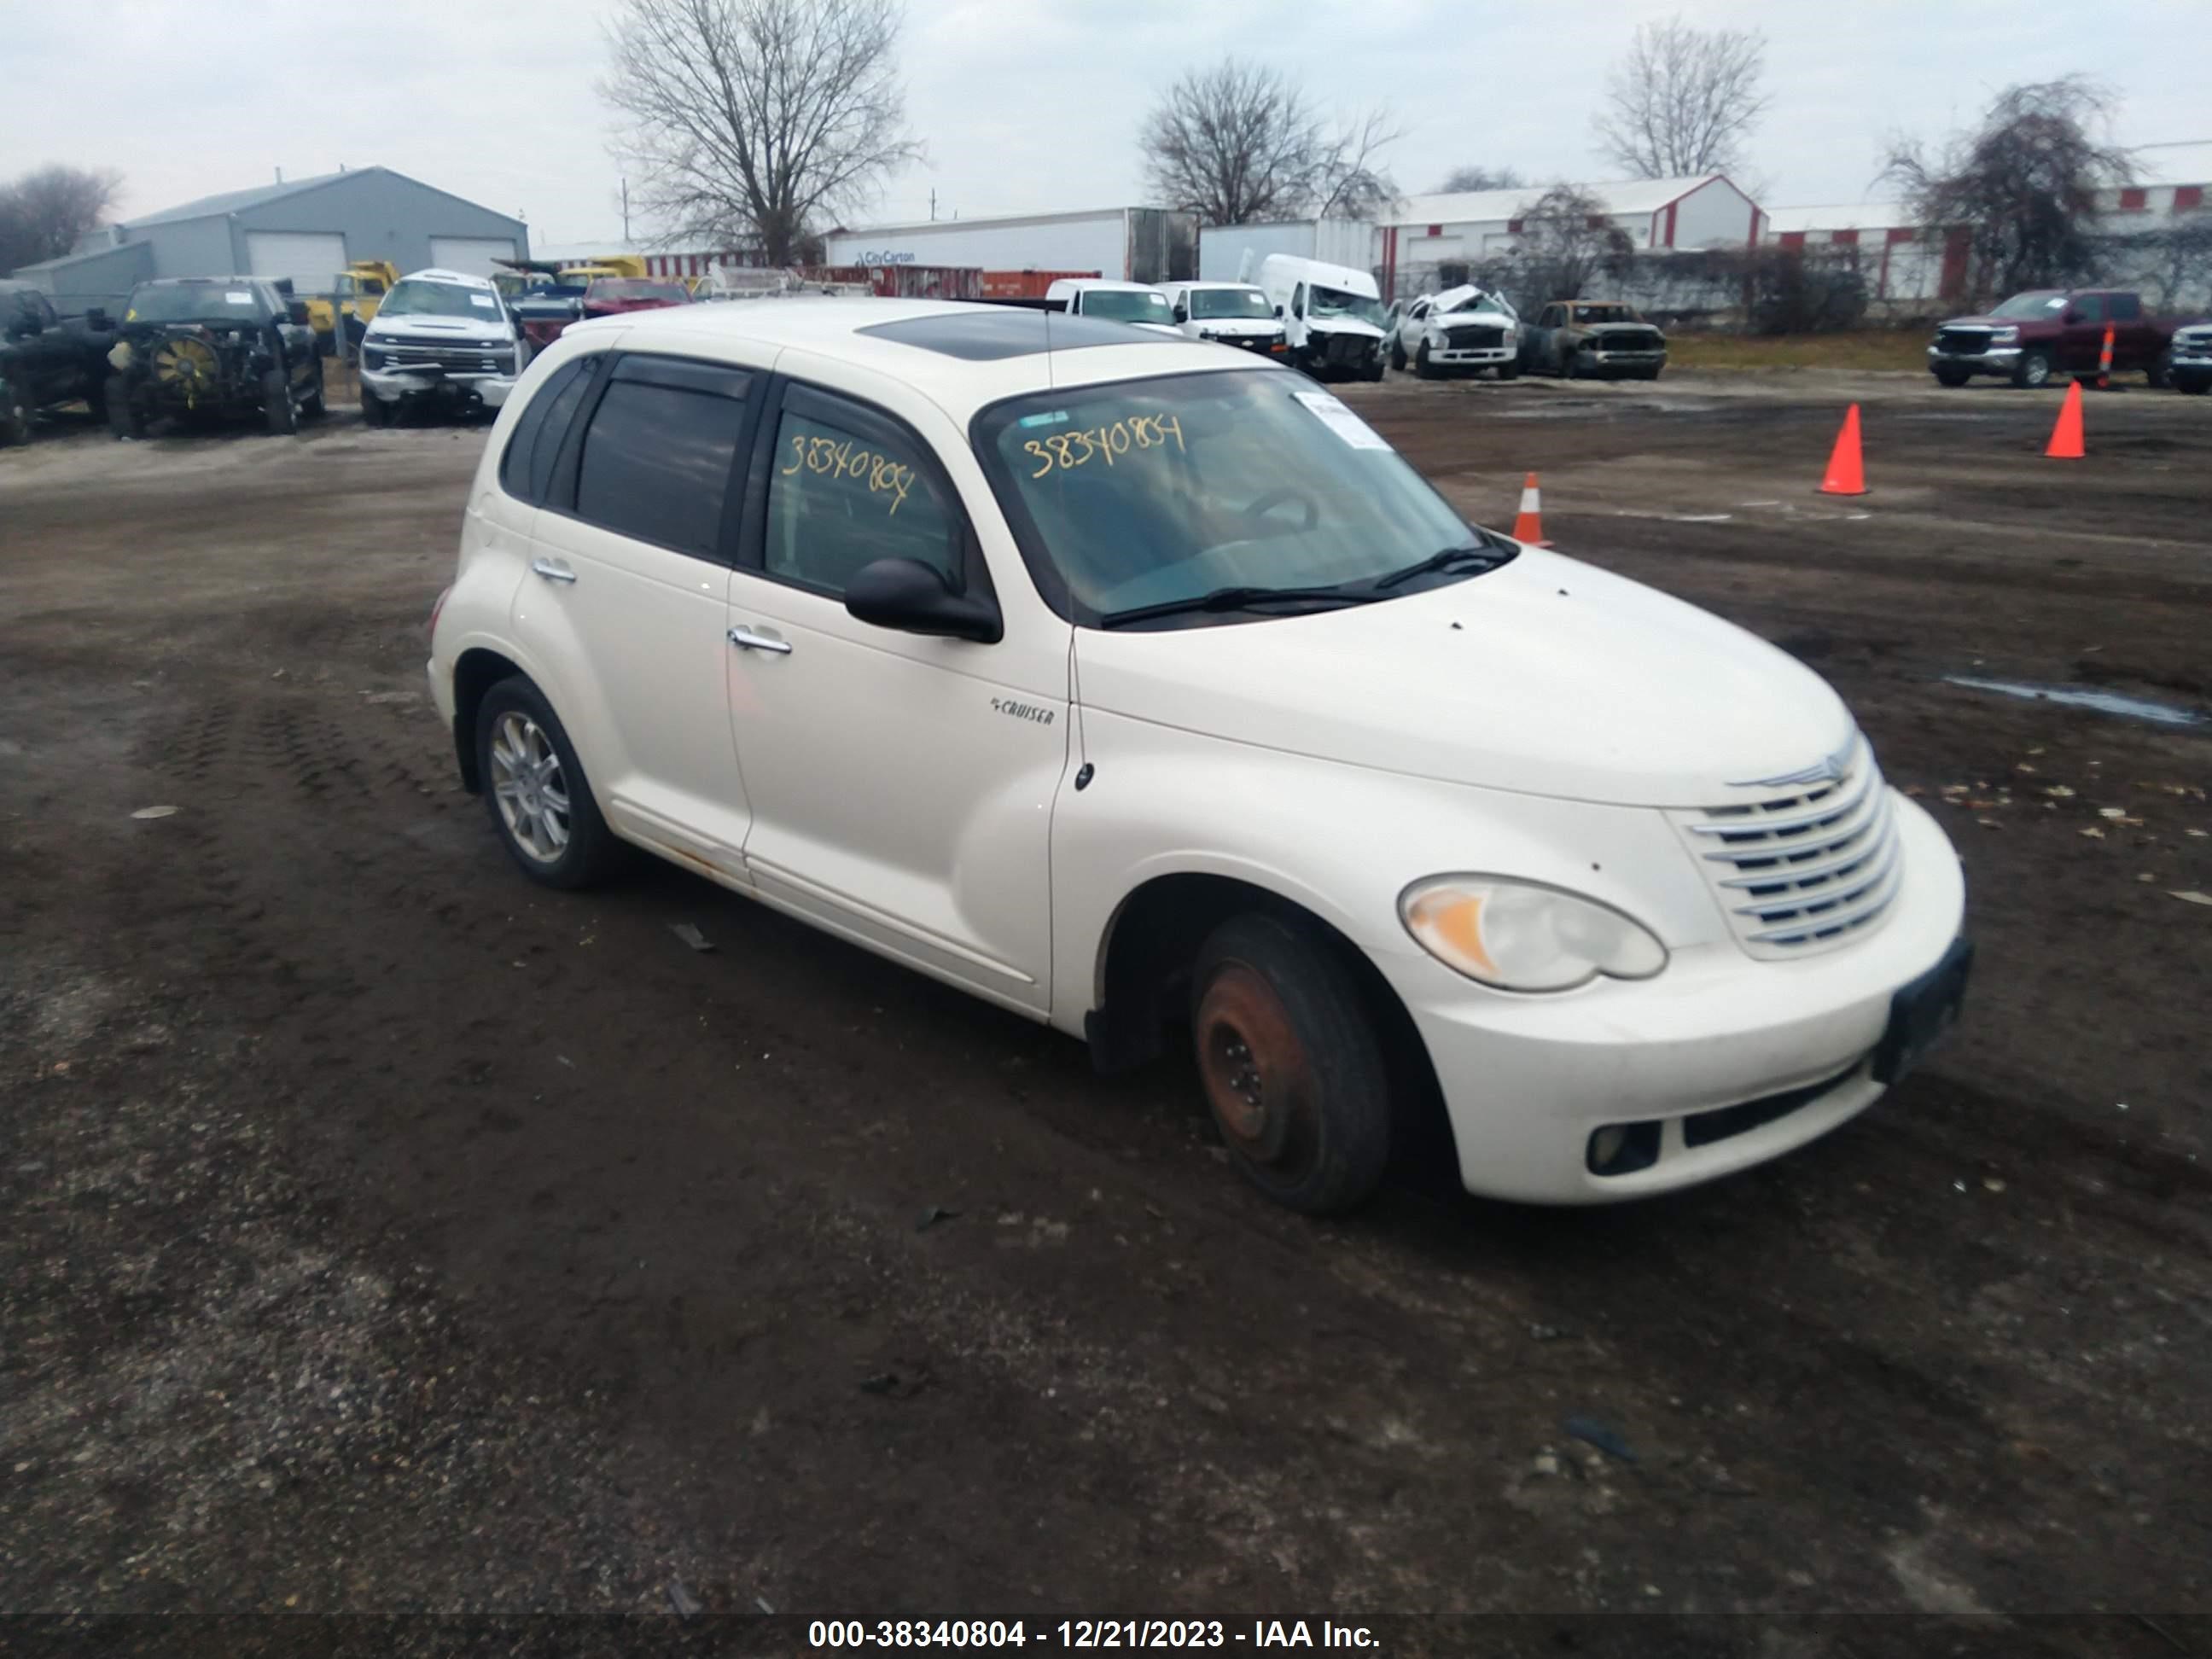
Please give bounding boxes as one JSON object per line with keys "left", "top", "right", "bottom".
{"left": 6, "top": 0, "right": 2198, "bottom": 247}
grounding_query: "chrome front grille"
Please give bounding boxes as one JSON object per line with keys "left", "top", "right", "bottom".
{"left": 1670, "top": 739, "right": 1903, "bottom": 958}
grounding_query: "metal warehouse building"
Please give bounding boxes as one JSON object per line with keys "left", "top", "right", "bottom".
{"left": 12, "top": 166, "right": 529, "bottom": 316}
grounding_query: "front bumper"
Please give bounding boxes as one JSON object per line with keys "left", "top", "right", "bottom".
{"left": 1199, "top": 334, "right": 1288, "bottom": 358}
{"left": 1379, "top": 793, "right": 1966, "bottom": 1203}
{"left": 362, "top": 365, "right": 518, "bottom": 409}
{"left": 1929, "top": 346, "right": 2020, "bottom": 376}
{"left": 1429, "top": 341, "right": 1516, "bottom": 367}
{"left": 1579, "top": 349, "right": 1666, "bottom": 374}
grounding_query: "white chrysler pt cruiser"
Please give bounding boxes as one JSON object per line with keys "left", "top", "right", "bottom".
{"left": 428, "top": 300, "right": 1970, "bottom": 1213}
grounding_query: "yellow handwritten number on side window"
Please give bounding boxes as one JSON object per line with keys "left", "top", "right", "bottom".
{"left": 780, "top": 430, "right": 915, "bottom": 516}
{"left": 1022, "top": 412, "right": 1185, "bottom": 479}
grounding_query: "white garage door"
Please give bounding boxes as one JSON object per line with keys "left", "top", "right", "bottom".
{"left": 245, "top": 230, "right": 349, "bottom": 295}
{"left": 428, "top": 237, "right": 518, "bottom": 277}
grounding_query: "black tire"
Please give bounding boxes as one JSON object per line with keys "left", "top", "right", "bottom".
{"left": 301, "top": 361, "right": 325, "bottom": 418}
{"left": 1413, "top": 340, "right": 1439, "bottom": 381}
{"left": 107, "top": 375, "right": 144, "bottom": 439}
{"left": 2174, "top": 374, "right": 2210, "bottom": 397}
{"left": 361, "top": 388, "right": 392, "bottom": 428}
{"left": 1388, "top": 336, "right": 1406, "bottom": 371}
{"left": 1635, "top": 364, "right": 1663, "bottom": 381}
{"left": 474, "top": 677, "right": 622, "bottom": 890}
{"left": 0, "top": 379, "right": 28, "bottom": 446}
{"left": 2146, "top": 352, "right": 2170, "bottom": 390}
{"left": 262, "top": 368, "right": 296, "bottom": 436}
{"left": 1189, "top": 912, "right": 1392, "bottom": 1214}
{"left": 1933, "top": 364, "right": 1972, "bottom": 387}
{"left": 2012, "top": 348, "right": 2053, "bottom": 390}
{"left": 1359, "top": 359, "right": 1385, "bottom": 382}
{"left": 1557, "top": 351, "right": 1579, "bottom": 380}
{"left": 1494, "top": 360, "right": 1520, "bottom": 381}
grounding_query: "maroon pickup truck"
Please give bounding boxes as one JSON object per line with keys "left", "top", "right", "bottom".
{"left": 1927, "top": 288, "right": 2174, "bottom": 389}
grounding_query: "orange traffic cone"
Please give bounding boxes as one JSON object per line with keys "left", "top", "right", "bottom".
{"left": 1818, "top": 405, "right": 1867, "bottom": 495}
{"left": 2046, "top": 380, "right": 2085, "bottom": 458}
{"left": 1511, "top": 472, "right": 1549, "bottom": 544}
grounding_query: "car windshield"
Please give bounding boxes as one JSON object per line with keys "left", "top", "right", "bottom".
{"left": 1189, "top": 288, "right": 1273, "bottom": 321}
{"left": 1575, "top": 304, "right": 1633, "bottom": 323}
{"left": 1989, "top": 292, "right": 2065, "bottom": 319}
{"left": 591, "top": 279, "right": 690, "bottom": 304}
{"left": 126, "top": 283, "right": 265, "bottom": 323}
{"left": 1444, "top": 291, "right": 1505, "bottom": 314}
{"left": 978, "top": 368, "right": 1508, "bottom": 626}
{"left": 381, "top": 280, "right": 502, "bottom": 318}
{"left": 1079, "top": 288, "right": 1173, "bottom": 325}
{"left": 1309, "top": 284, "right": 1385, "bottom": 327}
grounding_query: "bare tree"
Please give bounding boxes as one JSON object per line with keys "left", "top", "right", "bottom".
{"left": 1436, "top": 166, "right": 1524, "bottom": 195}
{"left": 600, "top": 0, "right": 922, "bottom": 266}
{"left": 1592, "top": 16, "right": 1769, "bottom": 179}
{"left": 0, "top": 165, "right": 124, "bottom": 275}
{"left": 1879, "top": 78, "right": 2134, "bottom": 302}
{"left": 1513, "top": 184, "right": 1634, "bottom": 303}
{"left": 1140, "top": 58, "right": 1400, "bottom": 225}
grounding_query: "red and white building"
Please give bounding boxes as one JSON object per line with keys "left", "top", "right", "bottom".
{"left": 1374, "top": 174, "right": 1764, "bottom": 300}
{"left": 530, "top": 240, "right": 764, "bottom": 281}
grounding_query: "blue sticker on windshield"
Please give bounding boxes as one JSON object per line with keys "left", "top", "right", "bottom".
{"left": 1017, "top": 411, "right": 1069, "bottom": 428}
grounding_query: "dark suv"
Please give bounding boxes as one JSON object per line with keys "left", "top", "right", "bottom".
{"left": 0, "top": 280, "right": 116, "bottom": 445}
{"left": 108, "top": 278, "right": 325, "bottom": 438}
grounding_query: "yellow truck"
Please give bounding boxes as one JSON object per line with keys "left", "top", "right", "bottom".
{"left": 301, "top": 261, "right": 400, "bottom": 354}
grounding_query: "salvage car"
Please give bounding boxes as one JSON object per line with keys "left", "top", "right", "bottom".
{"left": 107, "top": 278, "right": 323, "bottom": 438}
{"left": 1385, "top": 285, "right": 1520, "bottom": 379}
{"left": 1254, "top": 254, "right": 1387, "bottom": 381}
{"left": 1926, "top": 288, "right": 2174, "bottom": 388}
{"left": 428, "top": 300, "right": 1970, "bottom": 1214}
{"left": 1519, "top": 300, "right": 1668, "bottom": 380}
{"left": 582, "top": 276, "right": 694, "bottom": 320}
{"left": 359, "top": 268, "right": 525, "bottom": 427}
{"left": 2168, "top": 321, "right": 2212, "bottom": 394}
{"left": 1, "top": 280, "right": 115, "bottom": 445}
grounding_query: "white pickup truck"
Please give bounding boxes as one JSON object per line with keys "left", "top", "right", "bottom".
{"left": 1385, "top": 285, "right": 1520, "bottom": 379}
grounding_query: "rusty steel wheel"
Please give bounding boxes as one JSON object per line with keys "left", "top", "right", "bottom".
{"left": 1190, "top": 913, "right": 1392, "bottom": 1214}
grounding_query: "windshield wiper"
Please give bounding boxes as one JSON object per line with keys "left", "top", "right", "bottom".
{"left": 1100, "top": 585, "right": 1381, "bottom": 627}
{"left": 1373, "top": 538, "right": 1518, "bottom": 591}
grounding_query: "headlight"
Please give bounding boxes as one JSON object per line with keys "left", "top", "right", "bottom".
{"left": 1504, "top": 327, "right": 1518, "bottom": 343}
{"left": 1991, "top": 325, "right": 2019, "bottom": 344}
{"left": 1399, "top": 876, "right": 1667, "bottom": 992}
{"left": 361, "top": 344, "right": 387, "bottom": 370}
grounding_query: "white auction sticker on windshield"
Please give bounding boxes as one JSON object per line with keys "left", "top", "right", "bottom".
{"left": 1292, "top": 389, "right": 1388, "bottom": 450}
{"left": 469, "top": 294, "right": 495, "bottom": 308}
{"left": 225, "top": 290, "right": 252, "bottom": 304}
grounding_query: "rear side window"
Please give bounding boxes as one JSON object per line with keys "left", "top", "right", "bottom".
{"left": 573, "top": 356, "right": 754, "bottom": 559}
{"left": 500, "top": 358, "right": 593, "bottom": 504}
{"left": 760, "top": 394, "right": 960, "bottom": 597}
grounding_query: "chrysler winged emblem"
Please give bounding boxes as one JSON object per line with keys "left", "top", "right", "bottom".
{"left": 1730, "top": 736, "right": 1858, "bottom": 791}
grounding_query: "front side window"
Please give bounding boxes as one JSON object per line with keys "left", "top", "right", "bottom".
{"left": 977, "top": 368, "right": 1505, "bottom": 627}
{"left": 761, "top": 399, "right": 960, "bottom": 597}
{"left": 2070, "top": 294, "right": 2106, "bottom": 324}
{"left": 573, "top": 357, "right": 754, "bottom": 557}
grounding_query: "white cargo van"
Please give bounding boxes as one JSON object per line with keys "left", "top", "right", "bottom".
{"left": 1251, "top": 253, "right": 1387, "bottom": 381}
{"left": 1157, "top": 281, "right": 1289, "bottom": 360}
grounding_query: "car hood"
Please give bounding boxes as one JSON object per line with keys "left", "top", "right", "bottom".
{"left": 1193, "top": 320, "right": 1284, "bottom": 335}
{"left": 366, "top": 314, "right": 515, "bottom": 345}
{"left": 1074, "top": 546, "right": 1855, "bottom": 809}
{"left": 1577, "top": 321, "right": 1662, "bottom": 340}
{"left": 1429, "top": 284, "right": 1515, "bottom": 320}
{"left": 1936, "top": 314, "right": 2011, "bottom": 329}
{"left": 1309, "top": 317, "right": 1386, "bottom": 341}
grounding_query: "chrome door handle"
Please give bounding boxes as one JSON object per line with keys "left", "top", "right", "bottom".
{"left": 727, "top": 626, "right": 792, "bottom": 655}
{"left": 530, "top": 557, "right": 577, "bottom": 584}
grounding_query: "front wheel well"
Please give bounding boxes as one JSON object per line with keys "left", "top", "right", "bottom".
{"left": 450, "top": 647, "right": 525, "bottom": 792}
{"left": 1086, "top": 874, "right": 1452, "bottom": 1170}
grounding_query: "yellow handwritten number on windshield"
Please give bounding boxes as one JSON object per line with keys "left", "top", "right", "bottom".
{"left": 1023, "top": 412, "right": 1185, "bottom": 478}
{"left": 780, "top": 432, "right": 914, "bottom": 515}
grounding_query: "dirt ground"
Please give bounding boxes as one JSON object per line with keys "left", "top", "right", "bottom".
{"left": 3, "top": 364, "right": 2208, "bottom": 1653}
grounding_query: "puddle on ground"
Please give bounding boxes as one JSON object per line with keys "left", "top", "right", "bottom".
{"left": 1943, "top": 675, "right": 2208, "bottom": 728}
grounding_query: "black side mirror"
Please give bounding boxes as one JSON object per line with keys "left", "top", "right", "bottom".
{"left": 844, "top": 558, "right": 1001, "bottom": 643}
{"left": 288, "top": 300, "right": 311, "bottom": 326}
{"left": 1172, "top": 306, "right": 1188, "bottom": 323}
{"left": 2062, "top": 310, "right": 2082, "bottom": 325}
{"left": 1272, "top": 303, "right": 1283, "bottom": 317}
{"left": 84, "top": 308, "right": 110, "bottom": 330}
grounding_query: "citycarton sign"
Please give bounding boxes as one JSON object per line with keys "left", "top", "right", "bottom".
{"left": 856, "top": 250, "right": 917, "bottom": 265}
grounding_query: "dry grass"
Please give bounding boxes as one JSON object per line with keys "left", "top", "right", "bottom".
{"left": 1667, "top": 331, "right": 1928, "bottom": 373}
